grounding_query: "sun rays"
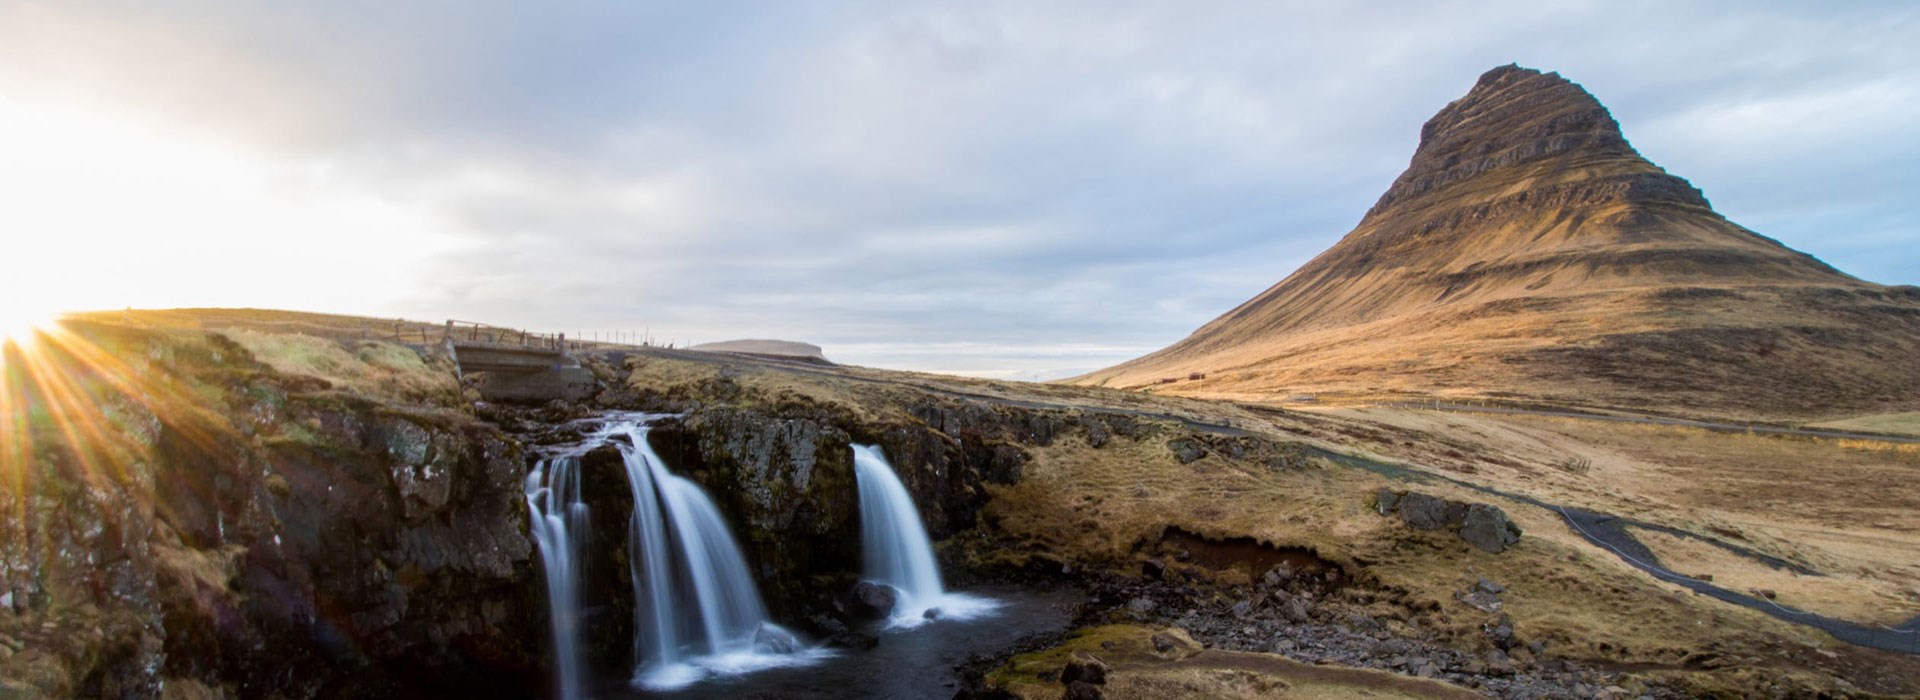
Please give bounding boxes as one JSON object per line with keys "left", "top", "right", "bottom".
{"left": 0, "top": 318, "right": 239, "bottom": 506}
{"left": 0, "top": 304, "right": 55, "bottom": 355}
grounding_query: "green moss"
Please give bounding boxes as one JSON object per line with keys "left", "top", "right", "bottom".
{"left": 988, "top": 625, "right": 1184, "bottom": 691}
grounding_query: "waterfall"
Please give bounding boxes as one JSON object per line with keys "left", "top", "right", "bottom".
{"left": 852, "top": 444, "right": 999, "bottom": 628}
{"left": 526, "top": 453, "right": 590, "bottom": 700}
{"left": 526, "top": 415, "right": 826, "bottom": 698}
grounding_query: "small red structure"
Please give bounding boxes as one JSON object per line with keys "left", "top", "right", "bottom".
{"left": 1158, "top": 377, "right": 1178, "bottom": 384}
{"left": 1188, "top": 372, "right": 1206, "bottom": 380}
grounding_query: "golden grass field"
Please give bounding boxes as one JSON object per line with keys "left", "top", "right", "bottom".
{"left": 1300, "top": 406, "right": 1920, "bottom": 624}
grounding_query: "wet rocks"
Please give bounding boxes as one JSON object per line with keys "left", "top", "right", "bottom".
{"left": 807, "top": 613, "right": 879, "bottom": 650}
{"left": 642, "top": 392, "right": 1064, "bottom": 616}
{"left": 754, "top": 624, "right": 801, "bottom": 654}
{"left": 849, "top": 581, "right": 898, "bottom": 620}
{"left": 1375, "top": 489, "right": 1523, "bottom": 553}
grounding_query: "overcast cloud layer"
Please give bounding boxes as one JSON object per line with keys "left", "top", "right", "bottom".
{"left": 3, "top": 1, "right": 1916, "bottom": 378}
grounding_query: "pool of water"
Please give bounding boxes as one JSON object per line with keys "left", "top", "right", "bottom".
{"left": 617, "top": 584, "right": 1083, "bottom": 699}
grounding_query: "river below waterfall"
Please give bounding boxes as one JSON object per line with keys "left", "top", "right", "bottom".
{"left": 624, "top": 584, "right": 1083, "bottom": 699}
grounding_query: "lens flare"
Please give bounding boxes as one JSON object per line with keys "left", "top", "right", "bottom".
{"left": 0, "top": 302, "right": 56, "bottom": 352}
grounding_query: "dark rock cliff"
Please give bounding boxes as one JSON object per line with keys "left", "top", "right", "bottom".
{"left": 633, "top": 387, "right": 1126, "bottom": 619}
{"left": 0, "top": 324, "right": 544, "bottom": 699}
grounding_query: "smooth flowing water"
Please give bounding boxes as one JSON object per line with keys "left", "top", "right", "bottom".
{"left": 851, "top": 444, "right": 998, "bottom": 627}
{"left": 526, "top": 450, "right": 592, "bottom": 700}
{"left": 526, "top": 415, "right": 825, "bottom": 700}
{"left": 638, "top": 584, "right": 1080, "bottom": 700}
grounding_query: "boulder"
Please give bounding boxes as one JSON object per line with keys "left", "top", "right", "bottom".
{"left": 1169, "top": 438, "right": 1208, "bottom": 464}
{"left": 1083, "top": 416, "right": 1112, "bottom": 448}
{"left": 754, "top": 624, "right": 800, "bottom": 654}
{"left": 1459, "top": 504, "right": 1523, "bottom": 553}
{"left": 1375, "top": 488, "right": 1402, "bottom": 515}
{"left": 1487, "top": 614, "right": 1517, "bottom": 650}
{"left": 1150, "top": 633, "right": 1180, "bottom": 654}
{"left": 1140, "top": 558, "right": 1166, "bottom": 579}
{"left": 1284, "top": 597, "right": 1313, "bottom": 623}
{"left": 1375, "top": 490, "right": 1523, "bottom": 553}
{"left": 1398, "top": 492, "right": 1470, "bottom": 531}
{"left": 1460, "top": 589, "right": 1503, "bottom": 613}
{"left": 849, "top": 581, "right": 898, "bottom": 620}
{"left": 1262, "top": 563, "right": 1295, "bottom": 588}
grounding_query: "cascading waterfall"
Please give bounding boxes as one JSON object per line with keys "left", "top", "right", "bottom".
{"left": 526, "top": 415, "right": 825, "bottom": 699}
{"left": 526, "top": 452, "right": 591, "bottom": 700}
{"left": 852, "top": 444, "right": 999, "bottom": 628}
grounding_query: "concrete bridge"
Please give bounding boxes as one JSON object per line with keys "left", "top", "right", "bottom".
{"left": 444, "top": 321, "right": 596, "bottom": 402}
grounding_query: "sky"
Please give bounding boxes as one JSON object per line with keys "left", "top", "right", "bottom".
{"left": 1, "top": 1, "right": 1915, "bottom": 379}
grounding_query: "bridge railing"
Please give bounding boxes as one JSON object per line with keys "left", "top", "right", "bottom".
{"left": 443, "top": 320, "right": 570, "bottom": 350}
{"left": 441, "top": 320, "right": 663, "bottom": 353}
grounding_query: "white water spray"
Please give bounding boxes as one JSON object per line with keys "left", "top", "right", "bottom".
{"left": 852, "top": 444, "right": 999, "bottom": 628}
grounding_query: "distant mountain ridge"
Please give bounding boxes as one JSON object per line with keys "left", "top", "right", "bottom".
{"left": 1073, "top": 65, "right": 1920, "bottom": 421}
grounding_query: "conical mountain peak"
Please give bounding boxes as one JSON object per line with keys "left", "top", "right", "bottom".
{"left": 1073, "top": 65, "right": 1920, "bottom": 421}
{"left": 1367, "top": 64, "right": 1691, "bottom": 218}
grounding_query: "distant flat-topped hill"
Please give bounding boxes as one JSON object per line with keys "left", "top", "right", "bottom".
{"left": 1072, "top": 64, "right": 1920, "bottom": 421}
{"left": 687, "top": 338, "right": 832, "bottom": 365}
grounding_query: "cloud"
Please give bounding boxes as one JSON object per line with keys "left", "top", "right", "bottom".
{"left": 2, "top": 1, "right": 1915, "bottom": 377}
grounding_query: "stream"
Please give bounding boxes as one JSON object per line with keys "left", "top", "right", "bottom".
{"left": 629, "top": 584, "right": 1083, "bottom": 699}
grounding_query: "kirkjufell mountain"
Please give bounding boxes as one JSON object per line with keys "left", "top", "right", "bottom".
{"left": 1074, "top": 64, "right": 1920, "bottom": 420}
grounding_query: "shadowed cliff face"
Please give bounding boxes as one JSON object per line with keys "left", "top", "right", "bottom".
{"left": 1078, "top": 64, "right": 1920, "bottom": 420}
{"left": 0, "top": 324, "right": 545, "bottom": 699}
{"left": 640, "top": 397, "right": 1070, "bottom": 618}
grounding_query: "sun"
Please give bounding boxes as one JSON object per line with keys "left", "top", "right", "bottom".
{"left": 0, "top": 301, "right": 57, "bottom": 351}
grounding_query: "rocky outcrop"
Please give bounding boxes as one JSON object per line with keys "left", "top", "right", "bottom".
{"left": 1365, "top": 64, "right": 1700, "bottom": 216}
{"left": 848, "top": 581, "right": 897, "bottom": 620}
{"left": 0, "top": 325, "right": 544, "bottom": 699}
{"left": 1375, "top": 489, "right": 1522, "bottom": 554}
{"left": 633, "top": 388, "right": 1147, "bottom": 618}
